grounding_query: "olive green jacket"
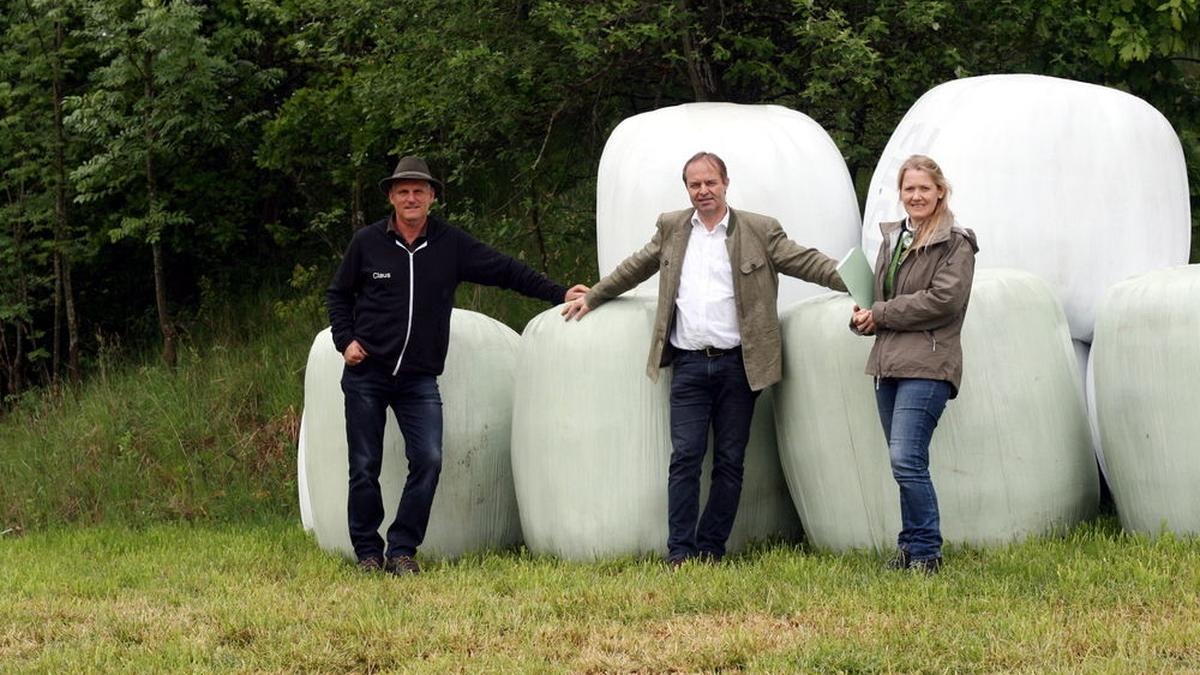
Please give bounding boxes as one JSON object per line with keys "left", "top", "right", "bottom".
{"left": 864, "top": 217, "right": 978, "bottom": 397}
{"left": 586, "top": 207, "right": 847, "bottom": 392}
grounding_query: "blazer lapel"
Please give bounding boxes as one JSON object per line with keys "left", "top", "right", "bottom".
{"left": 661, "top": 210, "right": 692, "bottom": 297}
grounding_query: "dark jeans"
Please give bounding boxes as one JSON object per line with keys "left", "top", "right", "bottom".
{"left": 667, "top": 348, "right": 759, "bottom": 561}
{"left": 874, "top": 377, "right": 951, "bottom": 561}
{"left": 341, "top": 361, "right": 443, "bottom": 561}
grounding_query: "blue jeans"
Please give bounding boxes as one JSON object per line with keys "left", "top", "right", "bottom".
{"left": 341, "top": 361, "right": 443, "bottom": 560}
{"left": 667, "top": 348, "right": 759, "bottom": 561}
{"left": 875, "top": 377, "right": 951, "bottom": 561}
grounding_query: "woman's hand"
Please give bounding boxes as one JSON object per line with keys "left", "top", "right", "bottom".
{"left": 561, "top": 296, "right": 591, "bottom": 321}
{"left": 564, "top": 284, "right": 590, "bottom": 302}
{"left": 851, "top": 305, "right": 876, "bottom": 335}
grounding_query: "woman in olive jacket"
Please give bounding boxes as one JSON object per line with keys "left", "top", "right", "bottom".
{"left": 852, "top": 155, "right": 978, "bottom": 574}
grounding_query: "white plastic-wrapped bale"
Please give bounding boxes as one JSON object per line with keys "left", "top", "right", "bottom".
{"left": 1070, "top": 339, "right": 1109, "bottom": 482}
{"left": 297, "top": 413, "right": 314, "bottom": 531}
{"left": 774, "top": 269, "right": 1098, "bottom": 551}
{"left": 1084, "top": 343, "right": 1108, "bottom": 480}
{"left": 597, "top": 103, "right": 860, "bottom": 306}
{"left": 511, "top": 297, "right": 802, "bottom": 560}
{"left": 300, "top": 310, "right": 523, "bottom": 559}
{"left": 862, "top": 74, "right": 1191, "bottom": 342}
{"left": 1092, "top": 265, "right": 1200, "bottom": 535}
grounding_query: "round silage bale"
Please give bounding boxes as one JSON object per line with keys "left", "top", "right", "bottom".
{"left": 511, "top": 297, "right": 802, "bottom": 560}
{"left": 596, "top": 103, "right": 860, "bottom": 307}
{"left": 297, "top": 413, "right": 313, "bottom": 531}
{"left": 1092, "top": 265, "right": 1200, "bottom": 535}
{"left": 1072, "top": 339, "right": 1109, "bottom": 482}
{"left": 775, "top": 269, "right": 1098, "bottom": 552}
{"left": 300, "top": 310, "right": 523, "bottom": 559}
{"left": 1082, "top": 347, "right": 1109, "bottom": 482}
{"left": 862, "top": 74, "right": 1190, "bottom": 342}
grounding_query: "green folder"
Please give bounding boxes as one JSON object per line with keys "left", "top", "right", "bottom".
{"left": 836, "top": 247, "right": 875, "bottom": 308}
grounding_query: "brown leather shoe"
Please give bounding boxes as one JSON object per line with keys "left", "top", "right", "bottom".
{"left": 385, "top": 555, "right": 421, "bottom": 576}
{"left": 886, "top": 549, "right": 911, "bottom": 570}
{"left": 909, "top": 556, "right": 942, "bottom": 575}
{"left": 357, "top": 556, "right": 384, "bottom": 573}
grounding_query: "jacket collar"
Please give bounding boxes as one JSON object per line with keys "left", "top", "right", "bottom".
{"left": 679, "top": 206, "right": 740, "bottom": 236}
{"left": 378, "top": 212, "right": 449, "bottom": 243}
{"left": 879, "top": 214, "right": 954, "bottom": 248}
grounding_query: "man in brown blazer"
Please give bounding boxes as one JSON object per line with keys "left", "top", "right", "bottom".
{"left": 562, "top": 151, "right": 847, "bottom": 565}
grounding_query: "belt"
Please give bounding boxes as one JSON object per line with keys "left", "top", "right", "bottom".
{"left": 688, "top": 345, "right": 741, "bottom": 358}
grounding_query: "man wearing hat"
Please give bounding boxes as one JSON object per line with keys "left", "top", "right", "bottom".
{"left": 561, "top": 151, "right": 845, "bottom": 567}
{"left": 327, "top": 156, "right": 587, "bottom": 575}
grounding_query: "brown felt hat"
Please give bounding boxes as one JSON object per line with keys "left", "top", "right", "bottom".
{"left": 378, "top": 156, "right": 442, "bottom": 195}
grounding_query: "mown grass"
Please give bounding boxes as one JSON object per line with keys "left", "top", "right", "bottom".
{"left": 2, "top": 268, "right": 1194, "bottom": 671}
{"left": 1, "top": 516, "right": 1198, "bottom": 672}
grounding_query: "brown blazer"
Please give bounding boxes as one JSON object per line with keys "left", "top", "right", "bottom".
{"left": 586, "top": 207, "right": 846, "bottom": 391}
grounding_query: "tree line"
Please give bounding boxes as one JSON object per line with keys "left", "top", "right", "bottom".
{"left": 1, "top": 0, "right": 1197, "bottom": 404}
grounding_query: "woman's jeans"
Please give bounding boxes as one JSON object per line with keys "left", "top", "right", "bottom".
{"left": 874, "top": 377, "right": 951, "bottom": 561}
{"left": 341, "top": 362, "right": 443, "bottom": 561}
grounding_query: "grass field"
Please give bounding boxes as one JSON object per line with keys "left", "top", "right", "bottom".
{"left": 3, "top": 516, "right": 1198, "bottom": 672}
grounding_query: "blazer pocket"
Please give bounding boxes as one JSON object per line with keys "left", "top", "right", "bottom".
{"left": 740, "top": 259, "right": 765, "bottom": 274}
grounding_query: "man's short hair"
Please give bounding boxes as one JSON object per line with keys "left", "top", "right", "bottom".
{"left": 681, "top": 151, "right": 729, "bottom": 183}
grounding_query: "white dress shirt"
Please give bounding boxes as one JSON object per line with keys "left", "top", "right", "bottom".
{"left": 670, "top": 209, "right": 741, "bottom": 350}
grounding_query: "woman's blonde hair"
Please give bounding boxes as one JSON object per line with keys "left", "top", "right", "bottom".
{"left": 897, "top": 154, "right": 953, "bottom": 248}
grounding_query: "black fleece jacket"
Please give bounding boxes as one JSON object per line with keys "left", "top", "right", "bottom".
{"left": 326, "top": 214, "right": 567, "bottom": 376}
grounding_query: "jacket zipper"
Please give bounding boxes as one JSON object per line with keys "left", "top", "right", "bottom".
{"left": 894, "top": 233, "right": 936, "bottom": 353}
{"left": 393, "top": 239, "right": 429, "bottom": 375}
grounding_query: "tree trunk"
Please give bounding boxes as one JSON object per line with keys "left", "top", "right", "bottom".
{"left": 52, "top": 18, "right": 79, "bottom": 381}
{"left": 151, "top": 239, "right": 176, "bottom": 369}
{"left": 351, "top": 174, "right": 365, "bottom": 231}
{"left": 529, "top": 191, "right": 549, "bottom": 273}
{"left": 12, "top": 207, "right": 28, "bottom": 395}
{"left": 847, "top": 103, "right": 871, "bottom": 210}
{"left": 145, "top": 51, "right": 176, "bottom": 371}
{"left": 679, "top": 0, "right": 715, "bottom": 102}
{"left": 63, "top": 255, "right": 78, "bottom": 380}
{"left": 0, "top": 322, "right": 10, "bottom": 403}
{"left": 52, "top": 251, "right": 62, "bottom": 379}
{"left": 9, "top": 324, "right": 23, "bottom": 398}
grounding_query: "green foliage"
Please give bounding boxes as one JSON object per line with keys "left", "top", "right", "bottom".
{"left": 0, "top": 0, "right": 1197, "bottom": 401}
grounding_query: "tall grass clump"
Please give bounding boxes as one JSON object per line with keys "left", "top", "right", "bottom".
{"left": 0, "top": 287, "right": 324, "bottom": 531}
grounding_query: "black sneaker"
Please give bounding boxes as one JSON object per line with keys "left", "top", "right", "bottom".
{"left": 886, "top": 549, "right": 911, "bottom": 570}
{"left": 385, "top": 555, "right": 421, "bottom": 576}
{"left": 357, "top": 556, "right": 384, "bottom": 573}
{"left": 909, "top": 556, "right": 942, "bottom": 575}
{"left": 665, "top": 556, "right": 689, "bottom": 571}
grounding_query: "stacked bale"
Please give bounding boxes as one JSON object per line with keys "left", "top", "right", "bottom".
{"left": 1092, "top": 265, "right": 1200, "bottom": 535}
{"left": 597, "top": 102, "right": 860, "bottom": 306}
{"left": 299, "top": 310, "right": 523, "bottom": 559}
{"left": 774, "top": 270, "right": 1098, "bottom": 551}
{"left": 511, "top": 297, "right": 802, "bottom": 560}
{"left": 861, "top": 74, "right": 1190, "bottom": 342}
{"left": 860, "top": 75, "right": 1191, "bottom": 525}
